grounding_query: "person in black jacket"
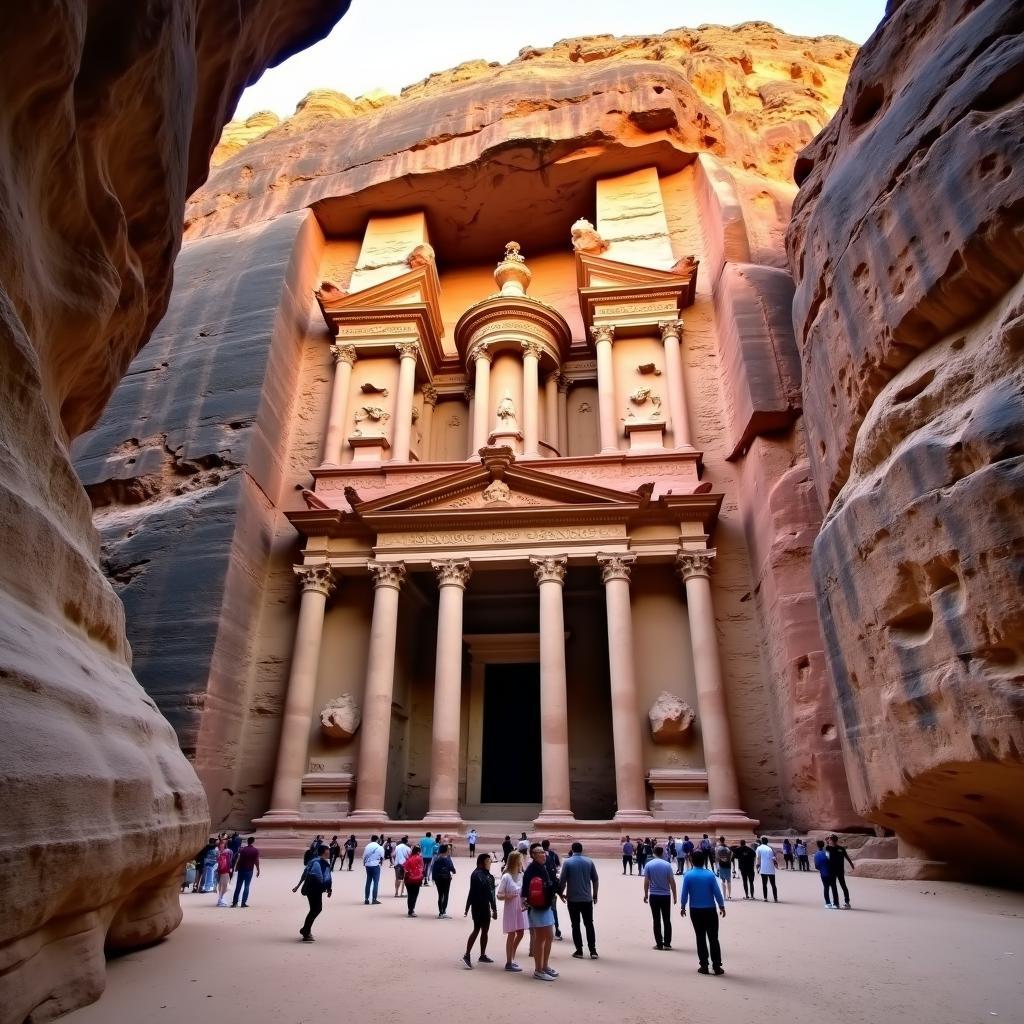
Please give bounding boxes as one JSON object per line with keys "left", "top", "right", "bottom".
{"left": 293, "top": 844, "right": 332, "bottom": 942}
{"left": 734, "top": 839, "right": 756, "bottom": 900}
{"left": 825, "top": 835, "right": 855, "bottom": 908}
{"left": 432, "top": 843, "right": 457, "bottom": 918}
{"left": 462, "top": 853, "right": 497, "bottom": 969}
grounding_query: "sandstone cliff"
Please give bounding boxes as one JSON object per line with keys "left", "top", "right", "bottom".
{"left": 787, "top": 0, "right": 1024, "bottom": 871}
{"left": 0, "top": 3, "right": 350, "bottom": 1021}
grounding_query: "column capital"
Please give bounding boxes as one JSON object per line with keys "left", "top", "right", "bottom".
{"left": 464, "top": 384, "right": 475, "bottom": 402}
{"left": 597, "top": 552, "right": 636, "bottom": 584}
{"left": 330, "top": 343, "right": 357, "bottom": 366}
{"left": 294, "top": 564, "right": 336, "bottom": 597}
{"left": 676, "top": 548, "right": 716, "bottom": 581}
{"left": 557, "top": 373, "right": 571, "bottom": 394}
{"left": 590, "top": 324, "right": 615, "bottom": 346}
{"left": 658, "top": 319, "right": 683, "bottom": 342}
{"left": 469, "top": 342, "right": 493, "bottom": 365}
{"left": 422, "top": 384, "right": 439, "bottom": 407}
{"left": 368, "top": 560, "right": 407, "bottom": 590}
{"left": 395, "top": 341, "right": 419, "bottom": 361}
{"left": 530, "top": 555, "right": 567, "bottom": 585}
{"left": 521, "top": 340, "right": 543, "bottom": 360}
{"left": 432, "top": 559, "right": 472, "bottom": 589}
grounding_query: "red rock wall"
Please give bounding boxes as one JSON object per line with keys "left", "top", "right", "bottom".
{"left": 787, "top": 0, "right": 1024, "bottom": 868}
{"left": 0, "top": 3, "right": 349, "bottom": 1021}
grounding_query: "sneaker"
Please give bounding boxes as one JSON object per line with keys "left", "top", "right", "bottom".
{"left": 713, "top": 967, "right": 726, "bottom": 976}
{"left": 698, "top": 966, "right": 710, "bottom": 975}
{"left": 664, "top": 944, "right": 673, "bottom": 950}
{"left": 372, "top": 900, "right": 382, "bottom": 905}
{"left": 653, "top": 944, "right": 664, "bottom": 951}
{"left": 478, "top": 954, "right": 494, "bottom": 964}
{"left": 544, "top": 967, "right": 559, "bottom": 977}
{"left": 364, "top": 900, "right": 369, "bottom": 905}
{"left": 302, "top": 934, "right": 315, "bottom": 942}
{"left": 825, "top": 903, "right": 834, "bottom": 909}
{"left": 572, "top": 950, "right": 584, "bottom": 959}
{"left": 844, "top": 903, "right": 852, "bottom": 909}
{"left": 590, "top": 951, "right": 599, "bottom": 959}
{"left": 555, "top": 931, "right": 563, "bottom": 941}
{"left": 533, "top": 971, "right": 554, "bottom": 981}
{"left": 409, "top": 911, "right": 417, "bottom": 918}
{"left": 462, "top": 953, "right": 473, "bottom": 970}
{"left": 505, "top": 962, "right": 523, "bottom": 972}
{"left": 230, "top": 902, "right": 237, "bottom": 908}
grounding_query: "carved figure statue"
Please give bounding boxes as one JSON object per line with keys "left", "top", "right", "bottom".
{"left": 316, "top": 279, "right": 347, "bottom": 300}
{"left": 570, "top": 217, "right": 609, "bottom": 255}
{"left": 648, "top": 692, "right": 696, "bottom": 744}
{"left": 482, "top": 480, "right": 511, "bottom": 504}
{"left": 406, "top": 243, "right": 436, "bottom": 269}
{"left": 352, "top": 405, "right": 390, "bottom": 435}
{"left": 495, "top": 389, "right": 517, "bottom": 428}
{"left": 320, "top": 694, "right": 362, "bottom": 741}
{"left": 299, "top": 487, "right": 330, "bottom": 510}
{"left": 628, "top": 386, "right": 663, "bottom": 417}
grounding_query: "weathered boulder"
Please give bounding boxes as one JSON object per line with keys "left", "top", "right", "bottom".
{"left": 649, "top": 692, "right": 696, "bottom": 743}
{"left": 0, "top": 2, "right": 349, "bottom": 1020}
{"left": 320, "top": 694, "right": 362, "bottom": 741}
{"left": 787, "top": 0, "right": 1024, "bottom": 870}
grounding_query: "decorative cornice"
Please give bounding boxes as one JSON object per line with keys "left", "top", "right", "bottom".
{"left": 432, "top": 559, "right": 472, "bottom": 589}
{"left": 295, "top": 564, "right": 336, "bottom": 597}
{"left": 677, "top": 549, "right": 716, "bottom": 581}
{"left": 368, "top": 560, "right": 407, "bottom": 590}
{"left": 597, "top": 551, "right": 636, "bottom": 583}
{"left": 530, "top": 554, "right": 567, "bottom": 586}
{"left": 591, "top": 324, "right": 615, "bottom": 346}
{"left": 422, "top": 384, "right": 438, "bottom": 407}
{"left": 658, "top": 320, "right": 684, "bottom": 342}
{"left": 522, "top": 340, "right": 543, "bottom": 360}
{"left": 396, "top": 341, "right": 419, "bottom": 361}
{"left": 330, "top": 343, "right": 357, "bottom": 366}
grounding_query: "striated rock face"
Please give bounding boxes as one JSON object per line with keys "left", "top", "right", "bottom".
{"left": 787, "top": 0, "right": 1024, "bottom": 869}
{"left": 0, "top": 2, "right": 349, "bottom": 1020}
{"left": 648, "top": 692, "right": 696, "bottom": 743}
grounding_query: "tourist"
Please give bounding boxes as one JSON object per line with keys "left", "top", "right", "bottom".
{"left": 782, "top": 837, "right": 794, "bottom": 870}
{"left": 680, "top": 835, "right": 695, "bottom": 874}
{"left": 796, "top": 837, "right": 810, "bottom": 871}
{"left": 814, "top": 839, "right": 839, "bottom": 909}
{"left": 622, "top": 835, "right": 635, "bottom": 875}
{"left": 496, "top": 849, "right": 528, "bottom": 971}
{"left": 636, "top": 837, "right": 649, "bottom": 873}
{"left": 755, "top": 836, "right": 779, "bottom": 902}
{"left": 304, "top": 835, "right": 323, "bottom": 867}
{"left": 420, "top": 831, "right": 436, "bottom": 886}
{"left": 328, "top": 835, "right": 341, "bottom": 871}
{"left": 522, "top": 844, "right": 558, "bottom": 980}
{"left": 714, "top": 836, "right": 733, "bottom": 899}
{"left": 541, "top": 839, "right": 563, "bottom": 940}
{"left": 214, "top": 838, "right": 233, "bottom": 907}
{"left": 181, "top": 860, "right": 196, "bottom": 893}
{"left": 294, "top": 843, "right": 332, "bottom": 942}
{"left": 826, "top": 834, "right": 855, "bottom": 908}
{"left": 231, "top": 836, "right": 260, "bottom": 908}
{"left": 699, "top": 834, "right": 714, "bottom": 863}
{"left": 432, "top": 843, "right": 456, "bottom": 918}
{"left": 501, "top": 835, "right": 514, "bottom": 868}
{"left": 362, "top": 833, "right": 385, "bottom": 905}
{"left": 343, "top": 834, "right": 357, "bottom": 870}
{"left": 383, "top": 836, "right": 394, "bottom": 865}
{"left": 467, "top": 827, "right": 478, "bottom": 856}
{"left": 642, "top": 844, "right": 677, "bottom": 950}
{"left": 393, "top": 834, "right": 411, "bottom": 897}
{"left": 734, "top": 839, "right": 756, "bottom": 899}
{"left": 463, "top": 852, "right": 497, "bottom": 969}
{"left": 403, "top": 843, "right": 425, "bottom": 916}
{"left": 558, "top": 841, "right": 600, "bottom": 959}
{"left": 228, "top": 831, "right": 242, "bottom": 866}
{"left": 520, "top": 830, "right": 529, "bottom": 845}
{"left": 679, "top": 850, "right": 726, "bottom": 975}
{"left": 197, "top": 837, "right": 216, "bottom": 892}
{"left": 667, "top": 835, "right": 677, "bottom": 863}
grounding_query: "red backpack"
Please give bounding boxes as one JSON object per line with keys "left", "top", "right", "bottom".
{"left": 527, "top": 874, "right": 548, "bottom": 908}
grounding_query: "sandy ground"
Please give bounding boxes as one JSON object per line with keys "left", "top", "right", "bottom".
{"left": 69, "top": 858, "right": 1023, "bottom": 1024}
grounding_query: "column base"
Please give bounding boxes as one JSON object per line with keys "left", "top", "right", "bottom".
{"left": 614, "top": 809, "right": 655, "bottom": 822}
{"left": 259, "top": 808, "right": 301, "bottom": 821}
{"left": 422, "top": 811, "right": 464, "bottom": 828}
{"left": 533, "top": 810, "right": 576, "bottom": 826}
{"left": 347, "top": 809, "right": 390, "bottom": 822}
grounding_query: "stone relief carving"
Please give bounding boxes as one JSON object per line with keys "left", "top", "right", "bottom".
{"left": 570, "top": 217, "right": 609, "bottom": 255}
{"left": 482, "top": 480, "right": 511, "bottom": 504}
{"left": 495, "top": 390, "right": 517, "bottom": 428}
{"left": 317, "top": 279, "right": 348, "bottom": 300}
{"left": 649, "top": 692, "right": 696, "bottom": 744}
{"left": 597, "top": 552, "right": 636, "bottom": 583}
{"left": 320, "top": 693, "right": 361, "bottom": 741}
{"left": 530, "top": 554, "right": 568, "bottom": 584}
{"left": 330, "top": 343, "right": 357, "bottom": 365}
{"left": 677, "top": 550, "right": 716, "bottom": 580}
{"left": 353, "top": 405, "right": 390, "bottom": 435}
{"left": 405, "top": 242, "right": 436, "bottom": 268}
{"left": 637, "top": 362, "right": 662, "bottom": 376}
{"left": 295, "top": 564, "right": 336, "bottom": 596}
{"left": 432, "top": 559, "right": 472, "bottom": 588}
{"left": 360, "top": 382, "right": 389, "bottom": 396}
{"left": 627, "top": 386, "right": 662, "bottom": 418}
{"left": 447, "top": 414, "right": 462, "bottom": 427}
{"left": 670, "top": 254, "right": 699, "bottom": 277}
{"left": 578, "top": 401, "right": 592, "bottom": 413}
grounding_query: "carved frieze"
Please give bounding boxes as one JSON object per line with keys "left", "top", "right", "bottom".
{"left": 379, "top": 525, "right": 619, "bottom": 548}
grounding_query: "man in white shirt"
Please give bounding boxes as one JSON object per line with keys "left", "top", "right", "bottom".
{"left": 393, "top": 835, "right": 411, "bottom": 897}
{"left": 467, "top": 828, "right": 478, "bottom": 856}
{"left": 755, "top": 836, "right": 778, "bottom": 902}
{"left": 362, "top": 833, "right": 385, "bottom": 905}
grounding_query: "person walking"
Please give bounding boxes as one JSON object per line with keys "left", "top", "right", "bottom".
{"left": 541, "top": 839, "right": 563, "bottom": 940}
{"left": 814, "top": 839, "right": 840, "bottom": 909}
{"left": 679, "top": 835, "right": 694, "bottom": 874}
{"left": 496, "top": 849, "right": 528, "bottom": 971}
{"left": 463, "top": 852, "right": 497, "bottom": 969}
{"left": 796, "top": 837, "right": 810, "bottom": 872}
{"left": 782, "top": 838, "right": 794, "bottom": 870}
{"left": 403, "top": 844, "right": 425, "bottom": 916}
{"left": 362, "top": 833, "right": 385, "bottom": 905}
{"left": 557, "top": 841, "right": 600, "bottom": 959}
{"left": 196, "top": 837, "right": 216, "bottom": 893}
{"left": 734, "top": 839, "right": 756, "bottom": 899}
{"left": 231, "top": 836, "right": 260, "bottom": 908}
{"left": 420, "top": 831, "right": 436, "bottom": 886}
{"left": 393, "top": 834, "right": 411, "bottom": 898}
{"left": 679, "top": 850, "right": 726, "bottom": 975}
{"left": 343, "top": 834, "right": 357, "bottom": 871}
{"left": 621, "top": 836, "right": 635, "bottom": 875}
{"left": 755, "top": 836, "right": 779, "bottom": 902}
{"left": 214, "top": 838, "right": 233, "bottom": 907}
{"left": 501, "top": 835, "right": 514, "bottom": 868}
{"left": 467, "top": 828, "right": 478, "bottom": 857}
{"left": 432, "top": 843, "right": 456, "bottom": 918}
{"left": 699, "top": 834, "right": 714, "bottom": 863}
{"left": 294, "top": 843, "right": 332, "bottom": 941}
{"left": 328, "top": 835, "right": 341, "bottom": 871}
{"left": 636, "top": 838, "right": 649, "bottom": 874}
{"left": 642, "top": 845, "right": 677, "bottom": 951}
{"left": 826, "top": 834, "right": 855, "bottom": 908}
{"left": 522, "top": 844, "right": 558, "bottom": 980}
{"left": 714, "top": 836, "right": 733, "bottom": 900}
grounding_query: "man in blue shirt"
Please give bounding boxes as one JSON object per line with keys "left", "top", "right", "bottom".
{"left": 679, "top": 850, "right": 726, "bottom": 974}
{"left": 642, "top": 845, "right": 677, "bottom": 950}
{"left": 420, "top": 832, "right": 436, "bottom": 886}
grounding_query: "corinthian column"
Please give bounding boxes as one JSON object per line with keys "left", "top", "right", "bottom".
{"left": 522, "top": 340, "right": 541, "bottom": 458}
{"left": 420, "top": 384, "right": 437, "bottom": 462}
{"left": 322, "top": 344, "right": 356, "bottom": 464}
{"left": 677, "top": 550, "right": 745, "bottom": 817}
{"left": 351, "top": 561, "right": 406, "bottom": 819}
{"left": 659, "top": 320, "right": 693, "bottom": 450}
{"left": 265, "top": 565, "right": 336, "bottom": 816}
{"left": 531, "top": 555, "right": 574, "bottom": 822}
{"left": 470, "top": 345, "right": 491, "bottom": 456}
{"left": 425, "top": 560, "right": 472, "bottom": 822}
{"left": 391, "top": 342, "right": 418, "bottom": 463}
{"left": 591, "top": 325, "right": 619, "bottom": 453}
{"left": 597, "top": 553, "right": 650, "bottom": 819}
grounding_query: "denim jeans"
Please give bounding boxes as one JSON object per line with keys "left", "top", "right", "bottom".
{"left": 364, "top": 864, "right": 381, "bottom": 902}
{"left": 201, "top": 864, "right": 217, "bottom": 891}
{"left": 232, "top": 869, "right": 253, "bottom": 905}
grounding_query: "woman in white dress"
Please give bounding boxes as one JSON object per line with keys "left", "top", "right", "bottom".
{"left": 496, "top": 850, "right": 528, "bottom": 971}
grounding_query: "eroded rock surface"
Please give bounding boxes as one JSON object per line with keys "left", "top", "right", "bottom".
{"left": 787, "top": 0, "right": 1024, "bottom": 869}
{"left": 320, "top": 694, "right": 362, "bottom": 741}
{"left": 0, "top": 2, "right": 349, "bottom": 1020}
{"left": 648, "top": 692, "right": 696, "bottom": 743}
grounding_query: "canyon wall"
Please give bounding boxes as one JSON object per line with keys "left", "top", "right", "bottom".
{"left": 0, "top": 3, "right": 349, "bottom": 1021}
{"left": 787, "top": 0, "right": 1024, "bottom": 871}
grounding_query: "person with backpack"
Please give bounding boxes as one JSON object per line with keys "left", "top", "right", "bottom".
{"left": 463, "top": 852, "right": 497, "bottom": 969}
{"left": 403, "top": 844, "right": 425, "bottom": 916}
{"left": 636, "top": 838, "right": 648, "bottom": 873}
{"left": 699, "top": 834, "right": 714, "bottom": 862}
{"left": 714, "top": 836, "right": 734, "bottom": 900}
{"left": 432, "top": 843, "right": 457, "bottom": 918}
{"left": 343, "top": 834, "right": 357, "bottom": 870}
{"left": 814, "top": 839, "right": 839, "bottom": 909}
{"left": 826, "top": 834, "right": 855, "bottom": 908}
{"left": 679, "top": 835, "right": 694, "bottom": 874}
{"left": 293, "top": 843, "right": 332, "bottom": 941}
{"left": 541, "top": 839, "right": 563, "bottom": 940}
{"left": 214, "top": 838, "right": 234, "bottom": 907}
{"left": 521, "top": 843, "right": 558, "bottom": 981}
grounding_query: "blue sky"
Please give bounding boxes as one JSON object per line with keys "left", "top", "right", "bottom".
{"left": 234, "top": 0, "right": 884, "bottom": 119}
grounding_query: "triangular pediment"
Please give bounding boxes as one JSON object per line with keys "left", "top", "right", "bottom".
{"left": 575, "top": 251, "right": 698, "bottom": 293}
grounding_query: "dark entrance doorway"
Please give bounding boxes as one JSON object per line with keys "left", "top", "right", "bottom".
{"left": 480, "top": 663, "right": 541, "bottom": 803}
